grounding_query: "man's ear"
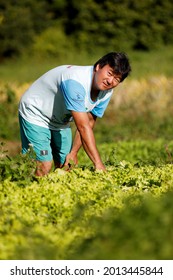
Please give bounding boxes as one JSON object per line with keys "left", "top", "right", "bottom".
{"left": 95, "top": 64, "right": 100, "bottom": 71}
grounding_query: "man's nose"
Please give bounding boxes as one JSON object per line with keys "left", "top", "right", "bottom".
{"left": 108, "top": 76, "right": 114, "bottom": 84}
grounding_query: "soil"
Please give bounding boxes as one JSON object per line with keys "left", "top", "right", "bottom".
{"left": 1, "top": 139, "right": 21, "bottom": 157}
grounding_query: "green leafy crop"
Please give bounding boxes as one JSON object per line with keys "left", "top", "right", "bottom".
{"left": 0, "top": 140, "right": 173, "bottom": 260}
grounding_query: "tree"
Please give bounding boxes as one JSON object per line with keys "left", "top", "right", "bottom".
{"left": 0, "top": 0, "right": 50, "bottom": 57}
{"left": 64, "top": 0, "right": 173, "bottom": 52}
{"left": 1, "top": 0, "right": 173, "bottom": 58}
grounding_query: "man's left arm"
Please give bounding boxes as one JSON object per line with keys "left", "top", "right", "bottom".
{"left": 64, "top": 112, "right": 97, "bottom": 167}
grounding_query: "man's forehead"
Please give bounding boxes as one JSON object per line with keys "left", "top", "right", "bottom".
{"left": 109, "top": 67, "right": 122, "bottom": 78}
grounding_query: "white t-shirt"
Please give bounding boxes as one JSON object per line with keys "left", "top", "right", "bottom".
{"left": 19, "top": 65, "right": 113, "bottom": 130}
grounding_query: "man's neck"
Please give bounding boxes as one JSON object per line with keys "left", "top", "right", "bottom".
{"left": 91, "top": 88, "right": 99, "bottom": 101}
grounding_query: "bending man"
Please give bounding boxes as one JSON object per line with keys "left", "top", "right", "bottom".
{"left": 18, "top": 52, "right": 131, "bottom": 176}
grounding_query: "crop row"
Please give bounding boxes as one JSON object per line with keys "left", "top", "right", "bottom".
{"left": 1, "top": 141, "right": 173, "bottom": 259}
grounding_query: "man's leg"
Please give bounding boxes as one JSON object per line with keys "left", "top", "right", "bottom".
{"left": 36, "top": 160, "right": 52, "bottom": 176}
{"left": 19, "top": 114, "right": 53, "bottom": 176}
{"left": 51, "top": 128, "right": 72, "bottom": 169}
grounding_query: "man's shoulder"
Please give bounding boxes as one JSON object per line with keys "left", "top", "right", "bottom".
{"left": 62, "top": 65, "right": 93, "bottom": 84}
{"left": 65, "top": 65, "right": 93, "bottom": 75}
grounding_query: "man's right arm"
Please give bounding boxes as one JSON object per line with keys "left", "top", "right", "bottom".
{"left": 70, "top": 111, "right": 106, "bottom": 171}
{"left": 64, "top": 112, "right": 98, "bottom": 167}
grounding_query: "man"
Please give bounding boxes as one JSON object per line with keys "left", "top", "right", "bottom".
{"left": 18, "top": 52, "right": 131, "bottom": 176}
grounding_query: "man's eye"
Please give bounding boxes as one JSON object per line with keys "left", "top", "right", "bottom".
{"left": 114, "top": 78, "right": 120, "bottom": 83}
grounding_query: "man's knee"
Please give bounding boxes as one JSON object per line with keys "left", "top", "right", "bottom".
{"left": 35, "top": 161, "right": 52, "bottom": 176}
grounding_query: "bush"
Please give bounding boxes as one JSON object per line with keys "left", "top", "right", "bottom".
{"left": 68, "top": 190, "right": 173, "bottom": 260}
{"left": 32, "top": 26, "right": 76, "bottom": 59}
{"left": 0, "top": 85, "right": 19, "bottom": 140}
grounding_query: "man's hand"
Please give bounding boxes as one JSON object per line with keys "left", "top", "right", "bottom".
{"left": 71, "top": 111, "right": 106, "bottom": 171}
{"left": 95, "top": 162, "right": 106, "bottom": 171}
{"left": 64, "top": 151, "right": 78, "bottom": 170}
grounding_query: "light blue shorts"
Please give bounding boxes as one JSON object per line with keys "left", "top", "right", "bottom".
{"left": 19, "top": 114, "right": 72, "bottom": 164}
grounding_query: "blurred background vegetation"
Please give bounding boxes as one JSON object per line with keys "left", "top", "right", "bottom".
{"left": 0, "top": 0, "right": 173, "bottom": 59}
{"left": 0, "top": 0, "right": 173, "bottom": 155}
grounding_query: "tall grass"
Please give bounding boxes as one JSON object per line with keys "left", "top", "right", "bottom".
{"left": 0, "top": 45, "right": 173, "bottom": 83}
{"left": 128, "top": 45, "right": 173, "bottom": 78}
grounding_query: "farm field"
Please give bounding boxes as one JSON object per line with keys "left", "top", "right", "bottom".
{"left": 1, "top": 139, "right": 173, "bottom": 260}
{"left": 1, "top": 47, "right": 173, "bottom": 260}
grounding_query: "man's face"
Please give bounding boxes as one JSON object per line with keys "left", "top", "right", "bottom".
{"left": 93, "top": 64, "right": 121, "bottom": 91}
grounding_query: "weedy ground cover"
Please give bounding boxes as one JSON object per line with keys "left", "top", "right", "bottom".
{"left": 0, "top": 141, "right": 173, "bottom": 260}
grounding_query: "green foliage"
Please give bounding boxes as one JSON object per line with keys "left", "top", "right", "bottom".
{"left": 1, "top": 0, "right": 173, "bottom": 58}
{"left": 0, "top": 0, "right": 50, "bottom": 57}
{"left": 0, "top": 142, "right": 37, "bottom": 186}
{"left": 68, "top": 190, "right": 173, "bottom": 259}
{"left": 0, "top": 141, "right": 173, "bottom": 259}
{"left": 0, "top": 85, "right": 19, "bottom": 140}
{"left": 77, "top": 139, "right": 173, "bottom": 167}
{"left": 32, "top": 26, "right": 76, "bottom": 59}
{"left": 55, "top": 0, "right": 173, "bottom": 52}
{"left": 64, "top": 0, "right": 135, "bottom": 52}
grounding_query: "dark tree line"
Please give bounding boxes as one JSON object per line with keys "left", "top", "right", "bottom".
{"left": 0, "top": 0, "right": 173, "bottom": 58}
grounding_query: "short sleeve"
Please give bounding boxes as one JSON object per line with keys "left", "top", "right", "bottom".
{"left": 91, "top": 95, "right": 112, "bottom": 118}
{"left": 60, "top": 79, "right": 86, "bottom": 112}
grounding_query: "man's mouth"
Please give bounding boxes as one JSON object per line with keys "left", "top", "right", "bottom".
{"left": 103, "top": 81, "right": 109, "bottom": 87}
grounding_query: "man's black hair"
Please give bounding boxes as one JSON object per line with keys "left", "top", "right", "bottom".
{"left": 94, "top": 52, "right": 131, "bottom": 82}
